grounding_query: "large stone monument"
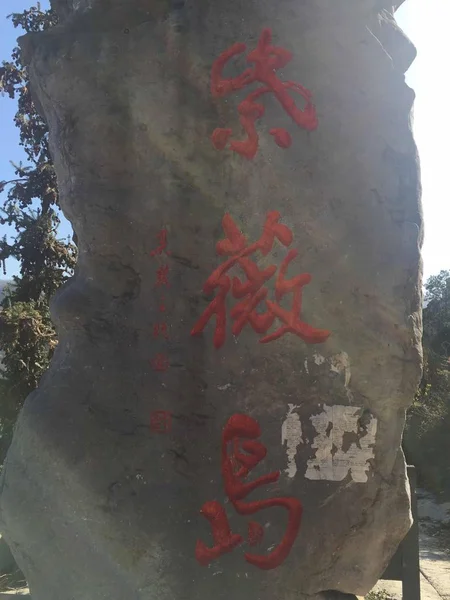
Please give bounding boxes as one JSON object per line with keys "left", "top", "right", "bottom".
{"left": 0, "top": 1, "right": 422, "bottom": 599}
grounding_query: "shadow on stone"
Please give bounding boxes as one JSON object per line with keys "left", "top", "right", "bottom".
{"left": 0, "top": 536, "right": 27, "bottom": 595}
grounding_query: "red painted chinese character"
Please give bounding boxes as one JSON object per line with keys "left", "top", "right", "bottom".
{"left": 159, "top": 295, "right": 166, "bottom": 313}
{"left": 260, "top": 249, "right": 330, "bottom": 344}
{"left": 211, "top": 28, "right": 318, "bottom": 159}
{"left": 150, "top": 410, "right": 172, "bottom": 433}
{"left": 151, "top": 353, "right": 169, "bottom": 372}
{"left": 153, "top": 322, "right": 169, "bottom": 339}
{"left": 151, "top": 229, "right": 171, "bottom": 257}
{"left": 248, "top": 521, "right": 265, "bottom": 547}
{"left": 190, "top": 212, "right": 330, "bottom": 348}
{"left": 196, "top": 413, "right": 302, "bottom": 570}
{"left": 155, "top": 265, "right": 170, "bottom": 288}
{"left": 195, "top": 501, "right": 243, "bottom": 565}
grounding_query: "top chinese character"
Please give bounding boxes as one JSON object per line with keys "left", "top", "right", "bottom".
{"left": 210, "top": 28, "right": 318, "bottom": 160}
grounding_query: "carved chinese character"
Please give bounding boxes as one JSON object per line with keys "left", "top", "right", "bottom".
{"left": 153, "top": 322, "right": 169, "bottom": 339}
{"left": 196, "top": 413, "right": 303, "bottom": 570}
{"left": 150, "top": 410, "right": 172, "bottom": 434}
{"left": 151, "top": 229, "right": 171, "bottom": 257}
{"left": 150, "top": 353, "right": 169, "bottom": 372}
{"left": 191, "top": 212, "right": 330, "bottom": 348}
{"left": 155, "top": 265, "right": 170, "bottom": 288}
{"left": 211, "top": 28, "right": 318, "bottom": 159}
{"left": 247, "top": 521, "right": 265, "bottom": 547}
{"left": 159, "top": 295, "right": 166, "bottom": 313}
{"left": 195, "top": 501, "right": 243, "bottom": 566}
{"left": 260, "top": 249, "right": 330, "bottom": 344}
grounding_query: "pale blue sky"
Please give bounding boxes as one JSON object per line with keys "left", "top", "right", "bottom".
{"left": 0, "top": 0, "right": 446, "bottom": 280}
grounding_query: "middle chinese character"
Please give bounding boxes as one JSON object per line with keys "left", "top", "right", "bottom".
{"left": 190, "top": 211, "right": 330, "bottom": 349}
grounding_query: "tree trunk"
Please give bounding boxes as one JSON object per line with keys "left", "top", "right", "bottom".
{"left": 0, "top": 1, "right": 422, "bottom": 599}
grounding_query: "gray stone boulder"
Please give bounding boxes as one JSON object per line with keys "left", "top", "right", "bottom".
{"left": 0, "top": 535, "right": 18, "bottom": 575}
{"left": 0, "top": 1, "right": 422, "bottom": 599}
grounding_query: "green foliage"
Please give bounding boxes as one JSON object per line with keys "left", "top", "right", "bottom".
{"left": 0, "top": 295, "right": 56, "bottom": 394}
{"left": 422, "top": 270, "right": 450, "bottom": 355}
{"left": 0, "top": 4, "right": 76, "bottom": 462}
{"left": 404, "top": 270, "right": 450, "bottom": 498}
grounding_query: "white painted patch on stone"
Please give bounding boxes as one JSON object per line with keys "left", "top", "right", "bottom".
{"left": 329, "top": 352, "right": 351, "bottom": 388}
{"left": 281, "top": 404, "right": 304, "bottom": 478}
{"left": 217, "top": 383, "right": 231, "bottom": 391}
{"left": 304, "top": 359, "right": 309, "bottom": 374}
{"left": 305, "top": 404, "right": 377, "bottom": 483}
{"left": 313, "top": 353, "right": 326, "bottom": 365}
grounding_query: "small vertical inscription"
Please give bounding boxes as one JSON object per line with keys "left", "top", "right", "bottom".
{"left": 150, "top": 410, "right": 172, "bottom": 434}
{"left": 150, "top": 229, "right": 171, "bottom": 373}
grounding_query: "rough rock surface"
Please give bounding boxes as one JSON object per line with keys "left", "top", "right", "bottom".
{"left": 0, "top": 1, "right": 422, "bottom": 599}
